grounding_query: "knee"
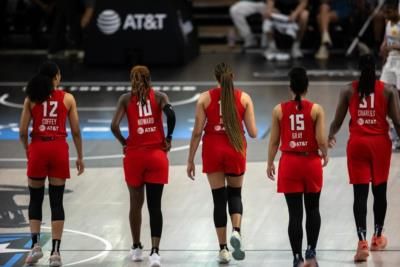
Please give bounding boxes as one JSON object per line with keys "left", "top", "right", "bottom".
{"left": 28, "top": 186, "right": 45, "bottom": 220}
{"left": 262, "top": 19, "right": 273, "bottom": 33}
{"left": 319, "top": 3, "right": 330, "bottom": 14}
{"left": 212, "top": 187, "right": 227, "bottom": 227}
{"left": 299, "top": 10, "right": 309, "bottom": 24}
{"left": 230, "top": 4, "right": 240, "bottom": 17}
{"left": 49, "top": 184, "right": 65, "bottom": 221}
{"left": 227, "top": 186, "right": 243, "bottom": 215}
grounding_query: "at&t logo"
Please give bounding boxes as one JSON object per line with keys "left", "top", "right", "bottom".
{"left": 97, "top": 9, "right": 167, "bottom": 35}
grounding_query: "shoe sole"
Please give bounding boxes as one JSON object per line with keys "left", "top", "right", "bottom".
{"left": 131, "top": 256, "right": 144, "bottom": 262}
{"left": 354, "top": 251, "right": 369, "bottom": 262}
{"left": 230, "top": 235, "right": 245, "bottom": 261}
{"left": 304, "top": 260, "right": 319, "bottom": 267}
{"left": 149, "top": 262, "right": 161, "bottom": 267}
{"left": 49, "top": 261, "right": 62, "bottom": 267}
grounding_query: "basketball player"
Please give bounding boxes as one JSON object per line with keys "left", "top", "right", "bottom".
{"left": 111, "top": 66, "right": 176, "bottom": 267}
{"left": 267, "top": 67, "right": 328, "bottom": 267}
{"left": 19, "top": 62, "right": 84, "bottom": 266}
{"left": 329, "top": 55, "right": 400, "bottom": 262}
{"left": 186, "top": 63, "right": 257, "bottom": 263}
{"left": 380, "top": 2, "right": 400, "bottom": 149}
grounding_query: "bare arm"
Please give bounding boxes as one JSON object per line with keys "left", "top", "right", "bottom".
{"left": 186, "top": 93, "right": 207, "bottom": 180}
{"left": 264, "top": 0, "right": 275, "bottom": 17}
{"left": 81, "top": 7, "right": 94, "bottom": 28}
{"left": 110, "top": 94, "right": 129, "bottom": 147}
{"left": 328, "top": 86, "right": 351, "bottom": 145}
{"left": 19, "top": 98, "right": 32, "bottom": 153}
{"left": 291, "top": 0, "right": 308, "bottom": 20}
{"left": 266, "top": 105, "right": 281, "bottom": 180}
{"left": 242, "top": 92, "right": 258, "bottom": 138}
{"left": 66, "top": 93, "right": 84, "bottom": 175}
{"left": 314, "top": 104, "right": 329, "bottom": 166}
{"left": 387, "top": 85, "right": 400, "bottom": 137}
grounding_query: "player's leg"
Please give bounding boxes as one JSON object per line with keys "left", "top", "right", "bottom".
{"left": 207, "top": 172, "right": 230, "bottom": 263}
{"left": 127, "top": 185, "right": 145, "bottom": 261}
{"left": 285, "top": 193, "right": 304, "bottom": 267}
{"left": 226, "top": 174, "right": 245, "bottom": 260}
{"left": 48, "top": 177, "right": 66, "bottom": 267}
{"left": 353, "top": 183, "right": 370, "bottom": 261}
{"left": 370, "top": 182, "right": 388, "bottom": 250}
{"left": 304, "top": 192, "right": 321, "bottom": 267}
{"left": 26, "top": 177, "right": 46, "bottom": 264}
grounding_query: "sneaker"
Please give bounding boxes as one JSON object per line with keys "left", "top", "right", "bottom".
{"left": 130, "top": 247, "right": 144, "bottom": 262}
{"left": 315, "top": 45, "right": 329, "bottom": 60}
{"left": 230, "top": 231, "right": 245, "bottom": 260}
{"left": 354, "top": 240, "right": 369, "bottom": 262}
{"left": 370, "top": 235, "right": 388, "bottom": 251}
{"left": 49, "top": 252, "right": 62, "bottom": 267}
{"left": 293, "top": 257, "right": 305, "bottom": 267}
{"left": 291, "top": 43, "right": 303, "bottom": 59}
{"left": 263, "top": 47, "right": 279, "bottom": 61}
{"left": 218, "top": 248, "right": 231, "bottom": 264}
{"left": 276, "top": 52, "right": 290, "bottom": 61}
{"left": 322, "top": 31, "right": 332, "bottom": 46}
{"left": 149, "top": 252, "right": 161, "bottom": 267}
{"left": 304, "top": 249, "right": 319, "bottom": 267}
{"left": 25, "top": 244, "right": 44, "bottom": 264}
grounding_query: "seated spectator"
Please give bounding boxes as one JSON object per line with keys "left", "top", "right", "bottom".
{"left": 315, "top": 0, "right": 351, "bottom": 60}
{"left": 48, "top": 0, "right": 95, "bottom": 58}
{"left": 230, "top": 0, "right": 266, "bottom": 48}
{"left": 263, "top": 0, "right": 309, "bottom": 60}
{"left": 28, "top": 0, "right": 56, "bottom": 48}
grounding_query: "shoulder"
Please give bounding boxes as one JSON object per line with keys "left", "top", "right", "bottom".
{"left": 341, "top": 83, "right": 354, "bottom": 98}
{"left": 154, "top": 90, "right": 168, "bottom": 100}
{"left": 383, "top": 82, "right": 397, "bottom": 98}
{"left": 272, "top": 104, "right": 282, "bottom": 117}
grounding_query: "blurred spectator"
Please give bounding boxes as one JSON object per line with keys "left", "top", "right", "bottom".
{"left": 0, "top": 0, "right": 7, "bottom": 45}
{"left": 315, "top": 0, "right": 351, "bottom": 60}
{"left": 48, "top": 0, "right": 95, "bottom": 57}
{"left": 28, "top": 0, "right": 55, "bottom": 48}
{"left": 263, "top": 0, "right": 309, "bottom": 60}
{"left": 230, "top": 0, "right": 266, "bottom": 48}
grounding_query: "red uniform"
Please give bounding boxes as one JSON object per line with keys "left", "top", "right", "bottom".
{"left": 123, "top": 89, "right": 168, "bottom": 187}
{"left": 27, "top": 89, "right": 70, "bottom": 179}
{"left": 202, "top": 87, "right": 246, "bottom": 175}
{"left": 347, "top": 80, "right": 391, "bottom": 185}
{"left": 277, "top": 99, "right": 323, "bottom": 193}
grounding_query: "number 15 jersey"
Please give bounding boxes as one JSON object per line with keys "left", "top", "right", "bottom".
{"left": 126, "top": 89, "right": 165, "bottom": 149}
{"left": 280, "top": 99, "right": 319, "bottom": 153}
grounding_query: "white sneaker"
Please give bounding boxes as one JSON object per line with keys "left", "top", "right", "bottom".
{"left": 263, "top": 47, "right": 278, "bottom": 61}
{"left": 315, "top": 45, "right": 329, "bottom": 60}
{"left": 218, "top": 248, "right": 231, "bottom": 264}
{"left": 130, "top": 247, "right": 144, "bottom": 262}
{"left": 230, "top": 231, "right": 245, "bottom": 260}
{"left": 49, "top": 252, "right": 62, "bottom": 267}
{"left": 25, "top": 244, "right": 44, "bottom": 264}
{"left": 276, "top": 52, "right": 290, "bottom": 61}
{"left": 322, "top": 31, "right": 332, "bottom": 46}
{"left": 149, "top": 252, "right": 161, "bottom": 267}
{"left": 291, "top": 43, "right": 303, "bottom": 59}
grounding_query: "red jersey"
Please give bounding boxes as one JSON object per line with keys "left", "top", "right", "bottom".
{"left": 30, "top": 89, "right": 68, "bottom": 138}
{"left": 349, "top": 80, "right": 389, "bottom": 136}
{"left": 280, "top": 99, "right": 319, "bottom": 153}
{"left": 204, "top": 87, "right": 245, "bottom": 137}
{"left": 126, "top": 89, "right": 165, "bottom": 149}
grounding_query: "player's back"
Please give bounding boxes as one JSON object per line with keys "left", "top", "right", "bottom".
{"left": 30, "top": 89, "right": 68, "bottom": 138}
{"left": 280, "top": 99, "right": 319, "bottom": 153}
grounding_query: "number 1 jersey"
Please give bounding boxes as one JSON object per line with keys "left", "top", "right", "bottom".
{"left": 126, "top": 89, "right": 165, "bottom": 149}
{"left": 280, "top": 99, "right": 319, "bottom": 153}
{"left": 30, "top": 89, "right": 68, "bottom": 138}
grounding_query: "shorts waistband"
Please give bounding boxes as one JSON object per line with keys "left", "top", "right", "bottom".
{"left": 31, "top": 136, "right": 66, "bottom": 142}
{"left": 281, "top": 151, "right": 319, "bottom": 156}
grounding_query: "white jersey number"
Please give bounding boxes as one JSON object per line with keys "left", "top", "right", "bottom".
{"left": 43, "top": 101, "right": 58, "bottom": 117}
{"left": 359, "top": 93, "right": 375, "bottom": 109}
{"left": 289, "top": 114, "right": 305, "bottom": 131}
{"left": 137, "top": 100, "right": 153, "bottom": 117}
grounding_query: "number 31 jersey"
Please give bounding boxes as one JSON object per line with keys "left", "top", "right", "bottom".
{"left": 126, "top": 89, "right": 165, "bottom": 149}
{"left": 349, "top": 80, "right": 389, "bottom": 136}
{"left": 30, "top": 89, "right": 68, "bottom": 138}
{"left": 280, "top": 99, "right": 319, "bottom": 153}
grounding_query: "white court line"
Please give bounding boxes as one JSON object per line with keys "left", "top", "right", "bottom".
{"left": 0, "top": 93, "right": 200, "bottom": 110}
{"left": 42, "top": 226, "right": 112, "bottom": 266}
{"left": 0, "top": 144, "right": 191, "bottom": 162}
{"left": 0, "top": 80, "right": 350, "bottom": 86}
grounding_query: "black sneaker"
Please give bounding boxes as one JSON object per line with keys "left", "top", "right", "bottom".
{"left": 293, "top": 257, "right": 304, "bottom": 267}
{"left": 304, "top": 249, "right": 319, "bottom": 267}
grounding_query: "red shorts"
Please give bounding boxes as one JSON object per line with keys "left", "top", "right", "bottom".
{"left": 27, "top": 140, "right": 70, "bottom": 179}
{"left": 202, "top": 135, "right": 246, "bottom": 175}
{"left": 278, "top": 152, "right": 323, "bottom": 193}
{"left": 123, "top": 148, "right": 169, "bottom": 187}
{"left": 347, "top": 135, "right": 392, "bottom": 185}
